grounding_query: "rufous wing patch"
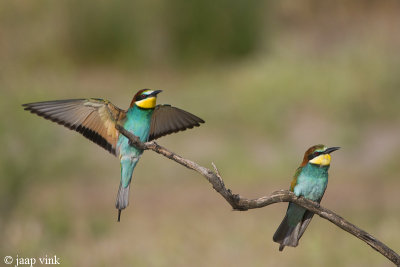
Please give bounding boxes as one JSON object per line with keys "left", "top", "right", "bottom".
{"left": 290, "top": 167, "right": 302, "bottom": 192}
{"left": 23, "top": 98, "right": 126, "bottom": 155}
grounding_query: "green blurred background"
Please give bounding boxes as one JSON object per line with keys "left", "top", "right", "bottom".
{"left": 1, "top": 0, "right": 400, "bottom": 266}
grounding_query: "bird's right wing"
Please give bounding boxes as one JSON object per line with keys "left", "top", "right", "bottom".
{"left": 148, "top": 104, "right": 204, "bottom": 141}
{"left": 23, "top": 99, "right": 126, "bottom": 155}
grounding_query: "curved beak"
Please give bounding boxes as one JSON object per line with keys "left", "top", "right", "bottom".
{"left": 150, "top": 90, "right": 163, "bottom": 96}
{"left": 324, "top": 147, "right": 340, "bottom": 154}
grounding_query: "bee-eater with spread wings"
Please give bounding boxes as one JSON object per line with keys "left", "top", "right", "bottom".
{"left": 23, "top": 89, "right": 204, "bottom": 221}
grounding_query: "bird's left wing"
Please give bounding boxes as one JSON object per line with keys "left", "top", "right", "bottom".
{"left": 23, "top": 99, "right": 126, "bottom": 155}
{"left": 148, "top": 104, "right": 204, "bottom": 141}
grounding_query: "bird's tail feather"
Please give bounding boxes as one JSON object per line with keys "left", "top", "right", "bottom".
{"left": 115, "top": 183, "right": 130, "bottom": 222}
{"left": 298, "top": 211, "right": 314, "bottom": 240}
{"left": 273, "top": 214, "right": 302, "bottom": 251}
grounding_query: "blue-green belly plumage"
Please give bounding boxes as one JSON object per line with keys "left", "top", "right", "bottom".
{"left": 115, "top": 106, "right": 153, "bottom": 210}
{"left": 286, "top": 164, "right": 329, "bottom": 227}
{"left": 117, "top": 106, "right": 153, "bottom": 158}
{"left": 294, "top": 164, "right": 329, "bottom": 201}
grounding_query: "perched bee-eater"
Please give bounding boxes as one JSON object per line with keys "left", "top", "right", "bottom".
{"left": 273, "top": 144, "right": 340, "bottom": 251}
{"left": 23, "top": 89, "right": 204, "bottom": 221}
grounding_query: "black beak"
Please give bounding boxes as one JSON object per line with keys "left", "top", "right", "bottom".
{"left": 324, "top": 147, "right": 340, "bottom": 154}
{"left": 151, "top": 90, "right": 163, "bottom": 96}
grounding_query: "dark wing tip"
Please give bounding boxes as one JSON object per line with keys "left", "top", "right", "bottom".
{"left": 196, "top": 116, "right": 205, "bottom": 124}
{"left": 22, "top": 103, "right": 34, "bottom": 110}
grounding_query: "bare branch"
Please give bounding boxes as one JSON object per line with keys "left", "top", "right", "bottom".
{"left": 116, "top": 124, "right": 400, "bottom": 266}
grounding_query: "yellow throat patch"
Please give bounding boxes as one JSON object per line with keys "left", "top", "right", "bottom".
{"left": 135, "top": 96, "right": 156, "bottom": 109}
{"left": 309, "top": 154, "right": 331, "bottom": 166}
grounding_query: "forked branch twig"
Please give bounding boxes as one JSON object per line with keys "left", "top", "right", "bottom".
{"left": 116, "top": 124, "right": 400, "bottom": 266}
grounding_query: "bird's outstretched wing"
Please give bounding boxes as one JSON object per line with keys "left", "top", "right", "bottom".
{"left": 148, "top": 104, "right": 204, "bottom": 141}
{"left": 23, "top": 99, "right": 126, "bottom": 155}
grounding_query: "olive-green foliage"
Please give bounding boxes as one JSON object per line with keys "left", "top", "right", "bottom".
{"left": 167, "top": 0, "right": 266, "bottom": 63}
{"left": 66, "top": 0, "right": 140, "bottom": 64}
{"left": 64, "top": 0, "right": 266, "bottom": 66}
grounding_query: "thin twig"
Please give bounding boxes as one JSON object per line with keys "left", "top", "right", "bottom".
{"left": 115, "top": 124, "right": 400, "bottom": 266}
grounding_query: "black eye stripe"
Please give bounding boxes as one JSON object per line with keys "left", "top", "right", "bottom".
{"left": 308, "top": 151, "right": 322, "bottom": 160}
{"left": 137, "top": 94, "right": 148, "bottom": 101}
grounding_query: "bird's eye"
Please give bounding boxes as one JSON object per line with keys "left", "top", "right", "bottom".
{"left": 308, "top": 152, "right": 319, "bottom": 160}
